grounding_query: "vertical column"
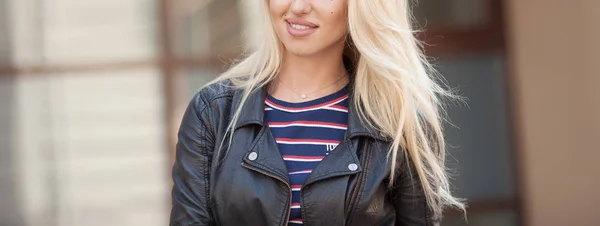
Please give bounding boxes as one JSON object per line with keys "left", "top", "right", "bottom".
{"left": 3, "top": 1, "right": 58, "bottom": 226}
{"left": 0, "top": 0, "right": 21, "bottom": 225}
{"left": 6, "top": 0, "right": 46, "bottom": 66}
{"left": 506, "top": 0, "right": 600, "bottom": 225}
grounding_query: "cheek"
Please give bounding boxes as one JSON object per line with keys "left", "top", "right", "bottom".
{"left": 328, "top": 0, "right": 347, "bottom": 16}
{"left": 269, "top": 0, "right": 288, "bottom": 18}
{"left": 322, "top": 1, "right": 348, "bottom": 31}
{"left": 333, "top": 12, "right": 348, "bottom": 31}
{"left": 326, "top": 8, "right": 348, "bottom": 36}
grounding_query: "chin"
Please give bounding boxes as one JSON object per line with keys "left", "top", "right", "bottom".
{"left": 286, "top": 47, "right": 319, "bottom": 57}
{"left": 282, "top": 41, "right": 322, "bottom": 57}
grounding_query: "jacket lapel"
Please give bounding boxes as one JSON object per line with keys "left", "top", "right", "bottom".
{"left": 232, "top": 85, "right": 291, "bottom": 185}
{"left": 229, "top": 78, "right": 390, "bottom": 183}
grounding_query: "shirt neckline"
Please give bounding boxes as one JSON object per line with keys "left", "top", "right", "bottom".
{"left": 266, "top": 84, "right": 350, "bottom": 108}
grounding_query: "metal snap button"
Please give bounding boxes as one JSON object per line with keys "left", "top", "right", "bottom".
{"left": 248, "top": 152, "right": 258, "bottom": 161}
{"left": 348, "top": 163, "right": 358, "bottom": 171}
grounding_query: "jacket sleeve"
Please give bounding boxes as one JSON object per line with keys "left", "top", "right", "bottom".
{"left": 392, "top": 156, "right": 441, "bottom": 226}
{"left": 170, "top": 92, "right": 216, "bottom": 226}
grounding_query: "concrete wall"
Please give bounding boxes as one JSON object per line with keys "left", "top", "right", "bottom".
{"left": 506, "top": 1, "right": 600, "bottom": 225}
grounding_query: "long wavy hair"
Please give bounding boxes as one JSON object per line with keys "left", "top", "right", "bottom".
{"left": 202, "top": 0, "right": 465, "bottom": 216}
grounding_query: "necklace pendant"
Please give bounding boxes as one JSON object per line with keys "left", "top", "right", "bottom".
{"left": 301, "top": 94, "right": 307, "bottom": 99}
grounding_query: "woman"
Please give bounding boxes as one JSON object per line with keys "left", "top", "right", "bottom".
{"left": 170, "top": 0, "right": 465, "bottom": 225}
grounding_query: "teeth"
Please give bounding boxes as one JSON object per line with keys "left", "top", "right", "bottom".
{"left": 291, "top": 23, "right": 311, "bottom": 30}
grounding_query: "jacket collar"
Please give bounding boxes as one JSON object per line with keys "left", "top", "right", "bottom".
{"left": 231, "top": 77, "right": 390, "bottom": 142}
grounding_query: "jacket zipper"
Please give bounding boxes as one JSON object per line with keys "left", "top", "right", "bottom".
{"left": 345, "top": 144, "right": 370, "bottom": 222}
{"left": 241, "top": 162, "right": 292, "bottom": 226}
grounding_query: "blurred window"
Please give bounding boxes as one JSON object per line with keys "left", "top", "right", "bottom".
{"left": 0, "top": 1, "right": 168, "bottom": 226}
{"left": 411, "top": 1, "right": 518, "bottom": 225}
{"left": 412, "top": 0, "right": 491, "bottom": 29}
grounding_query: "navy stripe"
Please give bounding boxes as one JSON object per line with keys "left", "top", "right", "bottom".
{"left": 270, "top": 127, "right": 346, "bottom": 141}
{"left": 266, "top": 104, "right": 349, "bottom": 122}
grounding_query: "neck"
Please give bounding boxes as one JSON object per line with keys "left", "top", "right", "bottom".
{"left": 277, "top": 48, "right": 348, "bottom": 93}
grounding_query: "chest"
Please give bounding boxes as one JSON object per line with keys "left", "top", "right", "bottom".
{"left": 209, "top": 125, "right": 396, "bottom": 226}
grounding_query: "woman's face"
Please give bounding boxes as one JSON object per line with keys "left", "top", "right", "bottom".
{"left": 269, "top": 0, "right": 348, "bottom": 57}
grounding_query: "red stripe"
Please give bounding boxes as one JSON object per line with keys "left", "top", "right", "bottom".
{"left": 276, "top": 138, "right": 340, "bottom": 144}
{"left": 268, "top": 120, "right": 347, "bottom": 128}
{"left": 282, "top": 155, "right": 325, "bottom": 160}
{"left": 291, "top": 185, "right": 302, "bottom": 189}
{"left": 291, "top": 203, "right": 301, "bottom": 207}
{"left": 265, "top": 94, "right": 348, "bottom": 111}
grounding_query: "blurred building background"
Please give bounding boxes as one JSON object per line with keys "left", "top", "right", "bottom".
{"left": 0, "top": 0, "right": 597, "bottom": 226}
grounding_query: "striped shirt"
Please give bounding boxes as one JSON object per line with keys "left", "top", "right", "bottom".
{"left": 264, "top": 85, "right": 349, "bottom": 225}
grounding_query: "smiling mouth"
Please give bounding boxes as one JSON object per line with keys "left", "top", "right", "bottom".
{"left": 285, "top": 20, "right": 319, "bottom": 30}
{"left": 289, "top": 23, "right": 313, "bottom": 30}
{"left": 285, "top": 19, "right": 319, "bottom": 37}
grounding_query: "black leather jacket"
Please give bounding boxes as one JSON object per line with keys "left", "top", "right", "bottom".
{"left": 170, "top": 79, "right": 439, "bottom": 226}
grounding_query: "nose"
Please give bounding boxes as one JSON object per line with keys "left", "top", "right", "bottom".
{"left": 290, "top": 0, "right": 312, "bottom": 15}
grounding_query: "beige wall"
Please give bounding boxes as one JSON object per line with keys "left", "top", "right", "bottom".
{"left": 2, "top": 0, "right": 170, "bottom": 225}
{"left": 506, "top": 1, "right": 600, "bottom": 226}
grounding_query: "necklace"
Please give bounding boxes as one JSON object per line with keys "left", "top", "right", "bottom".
{"left": 277, "top": 72, "right": 348, "bottom": 100}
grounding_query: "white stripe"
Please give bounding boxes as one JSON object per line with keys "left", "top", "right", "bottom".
{"left": 289, "top": 220, "right": 303, "bottom": 224}
{"left": 289, "top": 170, "right": 312, "bottom": 175}
{"left": 328, "top": 96, "right": 347, "bottom": 106}
{"left": 283, "top": 157, "right": 323, "bottom": 162}
{"left": 276, "top": 140, "right": 339, "bottom": 146}
{"left": 322, "top": 106, "right": 348, "bottom": 112}
{"left": 290, "top": 205, "right": 301, "bottom": 209}
{"left": 291, "top": 188, "right": 302, "bottom": 191}
{"left": 265, "top": 96, "right": 348, "bottom": 113}
{"left": 265, "top": 107, "right": 273, "bottom": 111}
{"left": 269, "top": 123, "right": 347, "bottom": 130}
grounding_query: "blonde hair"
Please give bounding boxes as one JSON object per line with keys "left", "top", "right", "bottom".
{"left": 202, "top": 0, "right": 465, "bottom": 216}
